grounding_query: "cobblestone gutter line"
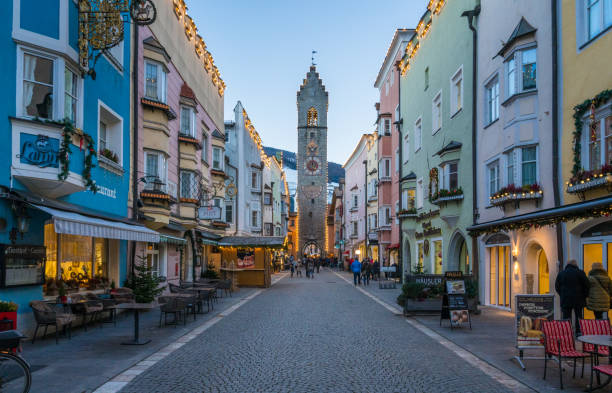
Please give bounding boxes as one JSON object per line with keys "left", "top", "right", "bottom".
{"left": 93, "top": 274, "right": 287, "bottom": 393}
{"left": 332, "top": 271, "right": 533, "bottom": 393}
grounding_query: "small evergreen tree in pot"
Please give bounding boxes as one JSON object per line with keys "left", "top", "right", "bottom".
{"left": 125, "top": 253, "right": 165, "bottom": 303}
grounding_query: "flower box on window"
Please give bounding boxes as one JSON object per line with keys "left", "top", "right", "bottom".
{"left": 398, "top": 208, "right": 417, "bottom": 219}
{"left": 490, "top": 183, "right": 543, "bottom": 206}
{"left": 566, "top": 166, "right": 612, "bottom": 194}
{"left": 99, "top": 148, "right": 119, "bottom": 163}
{"left": 430, "top": 188, "right": 463, "bottom": 205}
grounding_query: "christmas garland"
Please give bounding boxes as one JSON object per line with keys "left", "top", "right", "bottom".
{"left": 571, "top": 89, "right": 612, "bottom": 177}
{"left": 54, "top": 120, "right": 98, "bottom": 193}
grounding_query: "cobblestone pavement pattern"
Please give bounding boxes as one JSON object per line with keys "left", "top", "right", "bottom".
{"left": 121, "top": 270, "right": 514, "bottom": 393}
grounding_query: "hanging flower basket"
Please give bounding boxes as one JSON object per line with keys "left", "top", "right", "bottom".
{"left": 490, "top": 183, "right": 543, "bottom": 206}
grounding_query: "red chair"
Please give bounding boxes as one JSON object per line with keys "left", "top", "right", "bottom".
{"left": 590, "top": 364, "right": 612, "bottom": 391}
{"left": 542, "top": 320, "right": 590, "bottom": 389}
{"left": 579, "top": 319, "right": 611, "bottom": 358}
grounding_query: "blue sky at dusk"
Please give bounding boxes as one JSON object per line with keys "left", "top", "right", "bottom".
{"left": 186, "top": 0, "right": 423, "bottom": 164}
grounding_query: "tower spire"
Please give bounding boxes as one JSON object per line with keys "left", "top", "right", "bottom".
{"left": 311, "top": 50, "right": 317, "bottom": 67}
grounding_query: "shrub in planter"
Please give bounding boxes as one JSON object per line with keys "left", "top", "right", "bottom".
{"left": 397, "top": 282, "right": 427, "bottom": 306}
{"left": 0, "top": 300, "right": 18, "bottom": 330}
{"left": 124, "top": 254, "right": 165, "bottom": 303}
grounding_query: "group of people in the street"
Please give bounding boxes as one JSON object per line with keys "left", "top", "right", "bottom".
{"left": 350, "top": 257, "right": 382, "bottom": 286}
{"left": 289, "top": 255, "right": 325, "bottom": 279}
{"left": 555, "top": 259, "right": 612, "bottom": 335}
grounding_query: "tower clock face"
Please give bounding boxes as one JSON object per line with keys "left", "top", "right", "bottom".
{"left": 304, "top": 157, "right": 321, "bottom": 175}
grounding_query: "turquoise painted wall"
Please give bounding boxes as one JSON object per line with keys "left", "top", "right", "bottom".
{"left": 20, "top": 0, "right": 60, "bottom": 39}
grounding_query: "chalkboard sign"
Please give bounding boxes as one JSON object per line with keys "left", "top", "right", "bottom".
{"left": 0, "top": 245, "right": 46, "bottom": 287}
{"left": 440, "top": 273, "right": 471, "bottom": 330}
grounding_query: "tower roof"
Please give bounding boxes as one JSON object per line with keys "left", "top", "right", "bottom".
{"left": 297, "top": 65, "right": 328, "bottom": 98}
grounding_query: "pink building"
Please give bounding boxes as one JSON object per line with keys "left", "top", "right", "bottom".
{"left": 373, "top": 29, "right": 413, "bottom": 266}
{"left": 342, "top": 135, "right": 371, "bottom": 260}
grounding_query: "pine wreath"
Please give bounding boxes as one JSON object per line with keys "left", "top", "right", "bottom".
{"left": 54, "top": 119, "right": 98, "bottom": 193}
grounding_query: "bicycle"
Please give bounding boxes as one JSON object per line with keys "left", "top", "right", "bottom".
{"left": 0, "top": 330, "right": 31, "bottom": 393}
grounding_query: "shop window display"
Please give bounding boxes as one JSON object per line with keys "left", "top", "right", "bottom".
{"left": 44, "top": 224, "right": 109, "bottom": 292}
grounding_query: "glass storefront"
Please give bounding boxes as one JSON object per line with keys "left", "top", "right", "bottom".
{"left": 581, "top": 222, "right": 612, "bottom": 319}
{"left": 538, "top": 249, "right": 550, "bottom": 294}
{"left": 44, "top": 223, "right": 108, "bottom": 283}
{"left": 433, "top": 239, "right": 442, "bottom": 274}
{"left": 417, "top": 241, "right": 424, "bottom": 272}
{"left": 488, "top": 245, "right": 511, "bottom": 308}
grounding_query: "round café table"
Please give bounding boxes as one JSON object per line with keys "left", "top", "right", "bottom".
{"left": 577, "top": 334, "right": 612, "bottom": 391}
{"left": 115, "top": 302, "right": 157, "bottom": 345}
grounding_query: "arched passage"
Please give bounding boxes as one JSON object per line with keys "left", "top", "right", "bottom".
{"left": 448, "top": 232, "right": 470, "bottom": 274}
{"left": 302, "top": 241, "right": 321, "bottom": 257}
{"left": 524, "top": 241, "right": 550, "bottom": 294}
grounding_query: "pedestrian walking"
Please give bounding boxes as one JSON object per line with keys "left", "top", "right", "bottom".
{"left": 307, "top": 259, "right": 314, "bottom": 279}
{"left": 555, "top": 259, "right": 590, "bottom": 335}
{"left": 316, "top": 259, "right": 320, "bottom": 274}
{"left": 290, "top": 258, "right": 296, "bottom": 278}
{"left": 363, "top": 260, "right": 371, "bottom": 286}
{"left": 586, "top": 262, "right": 612, "bottom": 320}
{"left": 351, "top": 258, "right": 362, "bottom": 286}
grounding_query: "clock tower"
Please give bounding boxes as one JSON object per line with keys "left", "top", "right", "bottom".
{"left": 297, "top": 65, "right": 328, "bottom": 256}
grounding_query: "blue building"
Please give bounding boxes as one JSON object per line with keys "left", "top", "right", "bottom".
{"left": 0, "top": 0, "right": 158, "bottom": 332}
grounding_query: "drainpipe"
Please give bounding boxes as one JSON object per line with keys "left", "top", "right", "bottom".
{"left": 462, "top": 5, "right": 480, "bottom": 280}
{"left": 551, "top": 0, "right": 564, "bottom": 269}
{"left": 130, "top": 23, "right": 140, "bottom": 279}
{"left": 396, "top": 62, "right": 404, "bottom": 281}
{"left": 363, "top": 159, "right": 368, "bottom": 260}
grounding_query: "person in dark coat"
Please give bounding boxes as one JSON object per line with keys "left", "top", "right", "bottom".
{"left": 555, "top": 259, "right": 590, "bottom": 335}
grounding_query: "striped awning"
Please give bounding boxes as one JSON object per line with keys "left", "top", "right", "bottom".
{"left": 160, "top": 235, "right": 186, "bottom": 245}
{"left": 32, "top": 204, "right": 160, "bottom": 243}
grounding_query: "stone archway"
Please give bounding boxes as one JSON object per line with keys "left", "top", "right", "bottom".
{"left": 448, "top": 232, "right": 470, "bottom": 274}
{"left": 302, "top": 241, "right": 321, "bottom": 257}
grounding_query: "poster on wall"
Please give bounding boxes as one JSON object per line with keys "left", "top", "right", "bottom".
{"left": 446, "top": 280, "right": 466, "bottom": 294}
{"left": 237, "top": 249, "right": 255, "bottom": 269}
{"left": 450, "top": 310, "right": 470, "bottom": 326}
{"left": 515, "top": 294, "right": 555, "bottom": 348}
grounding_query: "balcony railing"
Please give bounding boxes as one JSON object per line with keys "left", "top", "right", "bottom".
{"left": 367, "top": 194, "right": 378, "bottom": 202}
{"left": 141, "top": 176, "right": 178, "bottom": 200}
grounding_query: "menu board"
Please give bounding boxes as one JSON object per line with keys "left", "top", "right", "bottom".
{"left": 516, "top": 294, "right": 554, "bottom": 349}
{"left": 0, "top": 245, "right": 46, "bottom": 287}
{"left": 447, "top": 294, "right": 468, "bottom": 309}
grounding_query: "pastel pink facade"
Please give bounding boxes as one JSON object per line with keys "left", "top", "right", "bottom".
{"left": 342, "top": 135, "right": 369, "bottom": 258}
{"left": 374, "top": 29, "right": 412, "bottom": 265}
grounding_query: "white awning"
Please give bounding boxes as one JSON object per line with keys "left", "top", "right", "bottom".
{"left": 32, "top": 204, "right": 160, "bottom": 243}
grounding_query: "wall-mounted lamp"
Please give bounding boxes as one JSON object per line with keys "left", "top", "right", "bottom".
{"left": 355, "top": 249, "right": 361, "bottom": 255}
{"left": 512, "top": 246, "right": 519, "bottom": 263}
{"left": 12, "top": 202, "right": 30, "bottom": 234}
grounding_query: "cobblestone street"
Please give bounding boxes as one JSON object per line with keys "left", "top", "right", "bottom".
{"left": 119, "top": 271, "right": 519, "bottom": 393}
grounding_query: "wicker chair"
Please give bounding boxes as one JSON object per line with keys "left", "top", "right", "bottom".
{"left": 69, "top": 294, "right": 103, "bottom": 331}
{"left": 110, "top": 287, "right": 135, "bottom": 304}
{"left": 86, "top": 293, "right": 117, "bottom": 326}
{"left": 29, "top": 301, "right": 74, "bottom": 344}
{"left": 158, "top": 296, "right": 186, "bottom": 328}
{"left": 217, "top": 280, "right": 232, "bottom": 298}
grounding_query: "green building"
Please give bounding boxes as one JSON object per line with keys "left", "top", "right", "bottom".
{"left": 399, "top": 0, "right": 479, "bottom": 277}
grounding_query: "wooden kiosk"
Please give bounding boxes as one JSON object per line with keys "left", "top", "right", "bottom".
{"left": 217, "top": 236, "right": 285, "bottom": 288}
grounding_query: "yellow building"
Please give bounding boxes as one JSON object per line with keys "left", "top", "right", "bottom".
{"left": 560, "top": 0, "right": 612, "bottom": 281}
{"left": 365, "top": 132, "right": 379, "bottom": 261}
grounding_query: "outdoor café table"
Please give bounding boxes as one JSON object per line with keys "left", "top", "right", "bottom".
{"left": 577, "top": 334, "right": 612, "bottom": 391}
{"left": 115, "top": 302, "right": 157, "bottom": 345}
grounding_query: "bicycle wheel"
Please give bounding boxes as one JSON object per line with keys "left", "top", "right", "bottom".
{"left": 0, "top": 352, "right": 31, "bottom": 393}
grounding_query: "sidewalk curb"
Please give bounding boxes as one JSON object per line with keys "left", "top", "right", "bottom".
{"left": 332, "top": 271, "right": 535, "bottom": 393}
{"left": 93, "top": 273, "right": 287, "bottom": 393}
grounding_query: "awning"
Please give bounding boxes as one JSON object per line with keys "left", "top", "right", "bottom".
{"left": 196, "top": 229, "right": 220, "bottom": 246}
{"left": 467, "top": 195, "right": 612, "bottom": 236}
{"left": 160, "top": 234, "right": 186, "bottom": 245}
{"left": 31, "top": 204, "right": 160, "bottom": 243}
{"left": 388, "top": 243, "right": 400, "bottom": 250}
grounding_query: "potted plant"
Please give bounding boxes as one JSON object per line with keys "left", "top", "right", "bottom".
{"left": 0, "top": 300, "right": 18, "bottom": 329}
{"left": 57, "top": 282, "right": 67, "bottom": 304}
{"left": 124, "top": 254, "right": 165, "bottom": 303}
{"left": 398, "top": 281, "right": 444, "bottom": 315}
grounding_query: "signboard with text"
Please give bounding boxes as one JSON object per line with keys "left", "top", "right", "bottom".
{"left": 516, "top": 294, "right": 554, "bottom": 349}
{"left": 198, "top": 206, "right": 221, "bottom": 220}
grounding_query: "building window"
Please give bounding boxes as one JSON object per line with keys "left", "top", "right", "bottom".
{"left": 180, "top": 106, "right": 196, "bottom": 137}
{"left": 587, "top": 0, "right": 612, "bottom": 40}
{"left": 264, "top": 223, "right": 273, "bottom": 236}
{"left": 251, "top": 202, "right": 261, "bottom": 228}
{"left": 521, "top": 146, "right": 537, "bottom": 186}
{"left": 250, "top": 170, "right": 260, "bottom": 190}
{"left": 202, "top": 133, "right": 209, "bottom": 163}
{"left": 415, "top": 117, "right": 422, "bottom": 152}
{"left": 144, "top": 60, "right": 167, "bottom": 103}
{"left": 488, "top": 245, "right": 511, "bottom": 308}
{"left": 424, "top": 67, "right": 429, "bottom": 90}
{"left": 440, "top": 162, "right": 458, "bottom": 190}
{"left": 379, "top": 158, "right": 391, "bottom": 178}
{"left": 402, "top": 188, "right": 416, "bottom": 210}
{"left": 505, "top": 47, "right": 537, "bottom": 98}
{"left": 264, "top": 192, "right": 272, "bottom": 205}
{"left": 403, "top": 134, "right": 410, "bottom": 162}
{"left": 22, "top": 53, "right": 54, "bottom": 119}
{"left": 64, "top": 68, "right": 78, "bottom": 124}
{"left": 432, "top": 92, "right": 442, "bottom": 133}
{"left": 212, "top": 147, "right": 223, "bottom": 171}
{"left": 488, "top": 161, "right": 500, "bottom": 197}
{"left": 379, "top": 206, "right": 391, "bottom": 226}
{"left": 384, "top": 118, "right": 391, "bottom": 136}
{"left": 146, "top": 242, "right": 164, "bottom": 277}
{"left": 307, "top": 107, "right": 318, "bottom": 127}
{"left": 144, "top": 150, "right": 167, "bottom": 189}
{"left": 485, "top": 77, "right": 499, "bottom": 124}
{"left": 180, "top": 171, "right": 198, "bottom": 200}
{"left": 225, "top": 201, "right": 234, "bottom": 224}
{"left": 506, "top": 150, "right": 515, "bottom": 185}
{"left": 450, "top": 67, "right": 463, "bottom": 115}
{"left": 98, "top": 102, "right": 123, "bottom": 166}
{"left": 416, "top": 178, "right": 424, "bottom": 208}
{"left": 585, "top": 112, "right": 612, "bottom": 171}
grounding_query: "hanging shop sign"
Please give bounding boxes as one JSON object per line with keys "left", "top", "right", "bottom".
{"left": 19, "top": 134, "right": 59, "bottom": 168}
{"left": 198, "top": 206, "right": 221, "bottom": 220}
